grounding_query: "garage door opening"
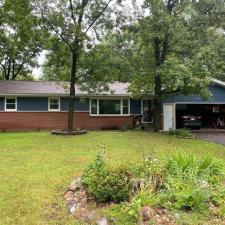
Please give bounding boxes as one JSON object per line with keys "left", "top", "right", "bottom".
{"left": 176, "top": 104, "right": 225, "bottom": 129}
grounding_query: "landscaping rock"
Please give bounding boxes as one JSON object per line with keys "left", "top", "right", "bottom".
{"left": 69, "top": 205, "right": 77, "bottom": 214}
{"left": 64, "top": 191, "right": 74, "bottom": 199}
{"left": 140, "top": 206, "right": 154, "bottom": 222}
{"left": 69, "top": 178, "right": 83, "bottom": 192}
{"left": 96, "top": 217, "right": 109, "bottom": 225}
{"left": 74, "top": 208, "right": 97, "bottom": 223}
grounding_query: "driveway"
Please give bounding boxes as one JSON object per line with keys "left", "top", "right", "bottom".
{"left": 193, "top": 132, "right": 225, "bottom": 146}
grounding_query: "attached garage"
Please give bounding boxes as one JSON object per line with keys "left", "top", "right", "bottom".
{"left": 163, "top": 79, "right": 225, "bottom": 131}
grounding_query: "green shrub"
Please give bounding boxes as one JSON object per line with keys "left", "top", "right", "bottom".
{"left": 82, "top": 152, "right": 225, "bottom": 216}
{"left": 161, "top": 175, "right": 211, "bottom": 211}
{"left": 122, "top": 188, "right": 156, "bottom": 221}
{"left": 165, "top": 152, "right": 224, "bottom": 185}
{"left": 81, "top": 154, "right": 132, "bottom": 203}
{"left": 166, "top": 128, "right": 194, "bottom": 138}
{"left": 161, "top": 153, "right": 224, "bottom": 211}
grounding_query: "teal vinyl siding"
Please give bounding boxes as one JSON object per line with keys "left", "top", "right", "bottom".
{"left": 164, "top": 85, "right": 225, "bottom": 104}
{"left": 17, "top": 97, "right": 48, "bottom": 111}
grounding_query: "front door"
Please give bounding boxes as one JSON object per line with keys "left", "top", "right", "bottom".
{"left": 163, "top": 104, "right": 175, "bottom": 131}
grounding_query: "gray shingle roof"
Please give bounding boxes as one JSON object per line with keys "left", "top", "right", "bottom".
{"left": 0, "top": 81, "right": 130, "bottom": 96}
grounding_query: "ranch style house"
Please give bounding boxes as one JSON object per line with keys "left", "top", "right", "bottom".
{"left": 1, "top": 79, "right": 225, "bottom": 131}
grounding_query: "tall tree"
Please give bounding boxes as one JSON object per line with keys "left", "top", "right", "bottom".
{"left": 129, "top": 0, "right": 225, "bottom": 131}
{"left": 41, "top": 31, "right": 136, "bottom": 82}
{"left": 34, "top": 0, "right": 121, "bottom": 131}
{"left": 0, "top": 0, "right": 43, "bottom": 80}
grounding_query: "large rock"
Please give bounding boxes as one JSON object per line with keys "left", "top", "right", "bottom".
{"left": 69, "top": 178, "right": 83, "bottom": 192}
{"left": 140, "top": 206, "right": 154, "bottom": 222}
{"left": 96, "top": 217, "right": 109, "bottom": 225}
{"left": 64, "top": 191, "right": 74, "bottom": 199}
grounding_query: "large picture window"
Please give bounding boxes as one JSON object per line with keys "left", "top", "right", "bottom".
{"left": 90, "top": 99, "right": 129, "bottom": 116}
{"left": 5, "top": 97, "right": 17, "bottom": 111}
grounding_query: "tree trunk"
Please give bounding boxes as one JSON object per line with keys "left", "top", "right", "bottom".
{"left": 67, "top": 50, "right": 78, "bottom": 131}
{"left": 153, "top": 97, "right": 162, "bottom": 131}
{"left": 153, "top": 37, "right": 162, "bottom": 132}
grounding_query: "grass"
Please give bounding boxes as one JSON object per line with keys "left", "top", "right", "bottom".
{"left": 0, "top": 131, "right": 225, "bottom": 225}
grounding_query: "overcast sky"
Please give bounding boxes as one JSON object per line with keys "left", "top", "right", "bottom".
{"left": 32, "top": 0, "right": 144, "bottom": 79}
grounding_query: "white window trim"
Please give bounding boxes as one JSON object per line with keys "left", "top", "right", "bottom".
{"left": 48, "top": 97, "right": 60, "bottom": 112}
{"left": 141, "top": 99, "right": 153, "bottom": 124}
{"left": 90, "top": 98, "right": 130, "bottom": 116}
{"left": 5, "top": 97, "right": 17, "bottom": 111}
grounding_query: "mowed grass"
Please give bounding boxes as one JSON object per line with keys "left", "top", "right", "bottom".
{"left": 0, "top": 131, "right": 225, "bottom": 225}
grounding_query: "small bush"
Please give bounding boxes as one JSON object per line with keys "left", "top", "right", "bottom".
{"left": 166, "top": 128, "right": 194, "bottom": 138}
{"left": 165, "top": 152, "right": 224, "bottom": 185}
{"left": 161, "top": 175, "right": 211, "bottom": 211}
{"left": 81, "top": 153, "right": 132, "bottom": 203}
{"left": 161, "top": 153, "right": 224, "bottom": 211}
{"left": 123, "top": 188, "right": 156, "bottom": 221}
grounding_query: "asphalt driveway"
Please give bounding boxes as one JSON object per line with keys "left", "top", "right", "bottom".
{"left": 194, "top": 132, "right": 225, "bottom": 146}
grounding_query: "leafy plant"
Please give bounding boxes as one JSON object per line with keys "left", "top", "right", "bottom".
{"left": 161, "top": 153, "right": 224, "bottom": 211}
{"left": 165, "top": 152, "right": 224, "bottom": 185}
{"left": 122, "top": 188, "right": 155, "bottom": 221}
{"left": 166, "top": 129, "right": 194, "bottom": 139}
{"left": 81, "top": 153, "right": 132, "bottom": 203}
{"left": 162, "top": 175, "right": 211, "bottom": 211}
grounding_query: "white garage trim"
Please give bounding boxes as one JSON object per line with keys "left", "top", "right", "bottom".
{"left": 163, "top": 103, "right": 176, "bottom": 131}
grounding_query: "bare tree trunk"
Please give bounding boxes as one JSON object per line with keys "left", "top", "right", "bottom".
{"left": 67, "top": 50, "right": 78, "bottom": 131}
{"left": 153, "top": 37, "right": 162, "bottom": 132}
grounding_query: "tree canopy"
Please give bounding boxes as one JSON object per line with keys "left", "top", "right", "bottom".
{"left": 0, "top": 0, "right": 44, "bottom": 80}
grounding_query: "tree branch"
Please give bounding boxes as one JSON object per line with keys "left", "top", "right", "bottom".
{"left": 41, "top": 16, "right": 73, "bottom": 51}
{"left": 161, "top": 88, "right": 180, "bottom": 95}
{"left": 0, "top": 62, "right": 7, "bottom": 79}
{"left": 7, "top": 59, "right": 11, "bottom": 80}
{"left": 13, "top": 62, "right": 24, "bottom": 80}
{"left": 84, "top": 0, "right": 113, "bottom": 34}
{"left": 69, "top": 0, "right": 77, "bottom": 25}
{"left": 78, "top": 0, "right": 89, "bottom": 25}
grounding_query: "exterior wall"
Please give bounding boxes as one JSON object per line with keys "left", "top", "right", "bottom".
{"left": 0, "top": 97, "right": 4, "bottom": 111}
{"left": 0, "top": 112, "right": 133, "bottom": 131}
{"left": 130, "top": 99, "right": 141, "bottom": 114}
{"left": 60, "top": 98, "right": 89, "bottom": 112}
{"left": 0, "top": 96, "right": 143, "bottom": 113}
{"left": 164, "top": 85, "right": 225, "bottom": 104}
{"left": 17, "top": 97, "right": 48, "bottom": 111}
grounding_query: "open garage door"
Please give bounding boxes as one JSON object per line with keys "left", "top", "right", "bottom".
{"left": 176, "top": 104, "right": 225, "bottom": 129}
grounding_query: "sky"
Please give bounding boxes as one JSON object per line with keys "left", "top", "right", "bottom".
{"left": 32, "top": 0, "right": 144, "bottom": 79}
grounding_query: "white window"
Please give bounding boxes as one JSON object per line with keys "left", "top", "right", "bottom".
{"left": 5, "top": 97, "right": 17, "bottom": 111}
{"left": 122, "top": 99, "right": 129, "bottom": 115}
{"left": 90, "top": 99, "right": 130, "bottom": 116}
{"left": 90, "top": 99, "right": 98, "bottom": 115}
{"left": 48, "top": 98, "right": 60, "bottom": 111}
{"left": 142, "top": 99, "right": 153, "bottom": 123}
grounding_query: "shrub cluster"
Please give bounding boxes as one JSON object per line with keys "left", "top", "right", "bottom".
{"left": 81, "top": 151, "right": 225, "bottom": 217}
{"left": 165, "top": 128, "right": 194, "bottom": 138}
{"left": 81, "top": 153, "right": 132, "bottom": 203}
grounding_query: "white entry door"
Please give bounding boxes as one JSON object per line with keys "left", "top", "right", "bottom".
{"left": 163, "top": 104, "right": 175, "bottom": 131}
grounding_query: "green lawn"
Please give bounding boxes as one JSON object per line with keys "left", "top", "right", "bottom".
{"left": 0, "top": 131, "right": 225, "bottom": 225}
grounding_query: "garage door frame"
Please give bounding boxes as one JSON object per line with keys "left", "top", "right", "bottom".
{"left": 174, "top": 102, "right": 225, "bottom": 130}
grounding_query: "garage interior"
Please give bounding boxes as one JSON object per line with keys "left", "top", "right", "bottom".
{"left": 176, "top": 104, "right": 225, "bottom": 129}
